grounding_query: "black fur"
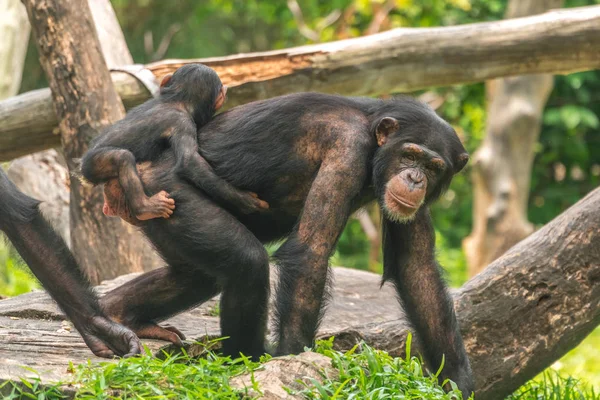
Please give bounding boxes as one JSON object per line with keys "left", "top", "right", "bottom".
{"left": 81, "top": 64, "right": 265, "bottom": 220}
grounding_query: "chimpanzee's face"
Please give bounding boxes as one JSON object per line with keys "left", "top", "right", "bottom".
{"left": 372, "top": 108, "right": 468, "bottom": 223}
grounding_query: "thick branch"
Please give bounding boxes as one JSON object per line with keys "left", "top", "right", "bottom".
{"left": 2, "top": 5, "right": 600, "bottom": 160}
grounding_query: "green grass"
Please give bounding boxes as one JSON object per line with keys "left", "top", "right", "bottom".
{"left": 2, "top": 337, "right": 598, "bottom": 400}
{"left": 292, "top": 336, "right": 467, "bottom": 400}
{"left": 2, "top": 338, "right": 465, "bottom": 400}
{"left": 508, "top": 372, "right": 598, "bottom": 400}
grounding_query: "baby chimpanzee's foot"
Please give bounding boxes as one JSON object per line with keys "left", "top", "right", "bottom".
{"left": 134, "top": 323, "right": 186, "bottom": 346}
{"left": 135, "top": 191, "right": 176, "bottom": 220}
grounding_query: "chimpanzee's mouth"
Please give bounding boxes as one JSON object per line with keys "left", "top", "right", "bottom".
{"left": 388, "top": 191, "right": 418, "bottom": 210}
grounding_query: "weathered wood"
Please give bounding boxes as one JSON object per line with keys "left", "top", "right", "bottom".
{"left": 2, "top": 5, "right": 600, "bottom": 161}
{"left": 22, "top": 0, "right": 158, "bottom": 283}
{"left": 87, "top": 0, "right": 133, "bottom": 68}
{"left": 0, "top": 187, "right": 599, "bottom": 398}
{"left": 0, "top": 267, "right": 399, "bottom": 395}
{"left": 464, "top": 0, "right": 563, "bottom": 277}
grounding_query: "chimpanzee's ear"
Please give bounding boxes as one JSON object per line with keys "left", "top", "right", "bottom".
{"left": 375, "top": 117, "right": 399, "bottom": 146}
{"left": 454, "top": 153, "right": 470, "bottom": 173}
{"left": 160, "top": 74, "right": 173, "bottom": 88}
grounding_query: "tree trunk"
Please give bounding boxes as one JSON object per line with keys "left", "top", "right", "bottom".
{"left": 2, "top": 5, "right": 600, "bottom": 161}
{"left": 22, "top": 0, "right": 159, "bottom": 283}
{"left": 463, "top": 0, "right": 564, "bottom": 277}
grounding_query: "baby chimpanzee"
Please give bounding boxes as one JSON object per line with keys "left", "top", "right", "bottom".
{"left": 81, "top": 64, "right": 268, "bottom": 220}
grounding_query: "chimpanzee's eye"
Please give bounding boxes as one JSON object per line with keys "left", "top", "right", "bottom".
{"left": 405, "top": 154, "right": 416, "bottom": 163}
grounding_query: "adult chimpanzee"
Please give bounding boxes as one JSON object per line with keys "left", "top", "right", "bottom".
{"left": 81, "top": 63, "right": 267, "bottom": 221}
{"left": 99, "top": 92, "right": 473, "bottom": 396}
{"left": 0, "top": 169, "right": 141, "bottom": 358}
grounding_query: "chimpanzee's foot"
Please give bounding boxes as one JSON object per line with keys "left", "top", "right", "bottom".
{"left": 135, "top": 191, "right": 176, "bottom": 220}
{"left": 134, "top": 323, "right": 186, "bottom": 346}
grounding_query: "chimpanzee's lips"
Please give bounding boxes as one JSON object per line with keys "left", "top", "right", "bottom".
{"left": 388, "top": 191, "right": 418, "bottom": 210}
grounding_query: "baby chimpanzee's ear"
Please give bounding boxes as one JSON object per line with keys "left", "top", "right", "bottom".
{"left": 160, "top": 74, "right": 173, "bottom": 88}
{"left": 454, "top": 153, "right": 470, "bottom": 173}
{"left": 375, "top": 117, "right": 400, "bottom": 146}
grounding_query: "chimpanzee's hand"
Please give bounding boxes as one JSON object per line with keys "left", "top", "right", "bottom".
{"left": 234, "top": 191, "right": 270, "bottom": 214}
{"left": 79, "top": 316, "right": 142, "bottom": 358}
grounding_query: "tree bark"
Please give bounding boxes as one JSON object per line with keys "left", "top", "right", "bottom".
{"left": 22, "top": 0, "right": 159, "bottom": 283}
{"left": 2, "top": 5, "right": 600, "bottom": 161}
{"left": 463, "top": 0, "right": 564, "bottom": 277}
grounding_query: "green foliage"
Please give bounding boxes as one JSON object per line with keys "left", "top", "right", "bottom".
{"left": 73, "top": 344, "right": 263, "bottom": 399}
{"left": 5, "top": 337, "right": 597, "bottom": 400}
{"left": 1, "top": 341, "right": 264, "bottom": 399}
{"left": 551, "top": 327, "right": 600, "bottom": 389}
{"left": 0, "top": 374, "right": 64, "bottom": 400}
{"left": 333, "top": 218, "right": 378, "bottom": 272}
{"left": 530, "top": 71, "right": 600, "bottom": 224}
{"left": 0, "top": 238, "right": 39, "bottom": 297}
{"left": 508, "top": 371, "right": 599, "bottom": 400}
{"left": 295, "top": 337, "right": 467, "bottom": 399}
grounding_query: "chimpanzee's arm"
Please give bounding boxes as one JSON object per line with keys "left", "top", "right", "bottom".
{"left": 274, "top": 139, "right": 369, "bottom": 354}
{"left": 382, "top": 209, "right": 474, "bottom": 398}
{"left": 170, "top": 125, "right": 268, "bottom": 213}
{"left": 0, "top": 170, "right": 141, "bottom": 358}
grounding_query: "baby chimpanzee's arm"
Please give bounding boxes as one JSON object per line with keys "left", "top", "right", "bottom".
{"left": 171, "top": 122, "right": 268, "bottom": 213}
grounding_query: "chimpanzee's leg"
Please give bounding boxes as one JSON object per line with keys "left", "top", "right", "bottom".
{"left": 274, "top": 144, "right": 368, "bottom": 354}
{"left": 382, "top": 209, "right": 474, "bottom": 398}
{"left": 101, "top": 267, "right": 220, "bottom": 346}
{"left": 82, "top": 147, "right": 175, "bottom": 220}
{"left": 0, "top": 170, "right": 141, "bottom": 358}
{"left": 101, "top": 194, "right": 270, "bottom": 359}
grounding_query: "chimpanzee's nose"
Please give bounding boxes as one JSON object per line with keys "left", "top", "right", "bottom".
{"left": 408, "top": 171, "right": 424, "bottom": 184}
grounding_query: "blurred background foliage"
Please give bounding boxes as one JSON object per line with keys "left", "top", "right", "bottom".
{"left": 6, "top": 0, "right": 600, "bottom": 391}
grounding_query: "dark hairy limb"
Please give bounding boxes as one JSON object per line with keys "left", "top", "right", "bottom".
{"left": 102, "top": 192, "right": 270, "bottom": 359}
{"left": 82, "top": 147, "right": 175, "bottom": 220}
{"left": 0, "top": 171, "right": 141, "bottom": 358}
{"left": 382, "top": 209, "right": 474, "bottom": 398}
{"left": 101, "top": 267, "right": 219, "bottom": 346}
{"left": 172, "top": 130, "right": 268, "bottom": 214}
{"left": 274, "top": 144, "right": 368, "bottom": 354}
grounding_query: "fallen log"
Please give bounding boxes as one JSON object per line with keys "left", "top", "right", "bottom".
{"left": 0, "top": 187, "right": 599, "bottom": 399}
{"left": 2, "top": 5, "right": 600, "bottom": 161}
